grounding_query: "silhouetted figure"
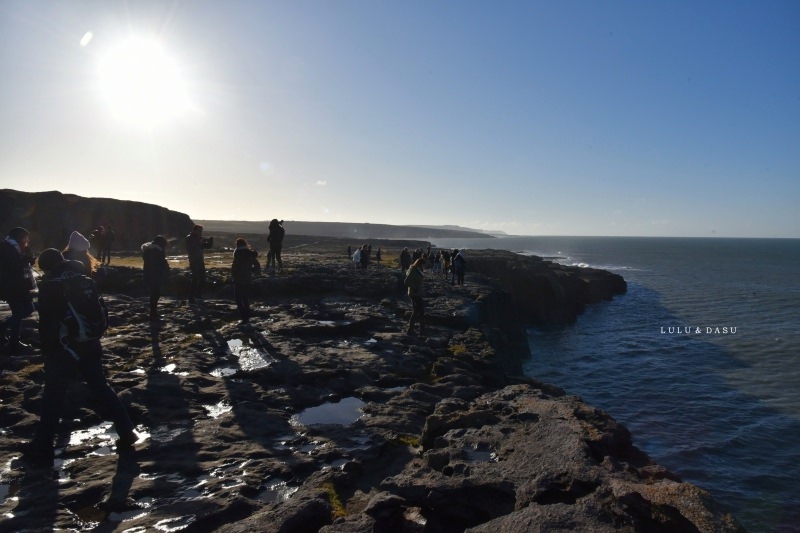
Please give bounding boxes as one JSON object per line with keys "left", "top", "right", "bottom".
{"left": 142, "top": 236, "right": 170, "bottom": 321}
{"left": 453, "top": 249, "right": 466, "bottom": 285}
{"left": 185, "top": 225, "right": 205, "bottom": 302}
{"left": 21, "top": 248, "right": 137, "bottom": 468}
{"left": 101, "top": 224, "right": 115, "bottom": 264}
{"left": 266, "top": 219, "right": 285, "bottom": 273}
{"left": 0, "top": 227, "right": 36, "bottom": 353}
{"left": 231, "top": 238, "right": 260, "bottom": 323}
{"left": 404, "top": 258, "right": 426, "bottom": 336}
{"left": 399, "top": 247, "right": 411, "bottom": 272}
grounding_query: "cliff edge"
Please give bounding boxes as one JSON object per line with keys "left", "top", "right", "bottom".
{"left": 0, "top": 246, "right": 743, "bottom": 532}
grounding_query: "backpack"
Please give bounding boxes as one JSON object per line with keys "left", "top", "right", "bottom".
{"left": 58, "top": 271, "right": 108, "bottom": 351}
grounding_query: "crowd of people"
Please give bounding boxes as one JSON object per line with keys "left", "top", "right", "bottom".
{"left": 1, "top": 220, "right": 469, "bottom": 469}
{"left": 399, "top": 246, "right": 467, "bottom": 337}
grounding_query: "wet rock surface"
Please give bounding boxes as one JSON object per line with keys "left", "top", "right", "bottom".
{"left": 0, "top": 249, "right": 742, "bottom": 532}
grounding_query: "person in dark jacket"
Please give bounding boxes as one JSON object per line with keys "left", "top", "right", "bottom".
{"left": 231, "top": 238, "right": 260, "bottom": 323}
{"left": 404, "top": 257, "right": 426, "bottom": 336}
{"left": 399, "top": 247, "right": 411, "bottom": 272}
{"left": 142, "top": 236, "right": 170, "bottom": 321}
{"left": 21, "top": 249, "right": 137, "bottom": 468}
{"left": 0, "top": 227, "right": 36, "bottom": 353}
{"left": 266, "top": 219, "right": 285, "bottom": 273}
{"left": 453, "top": 249, "right": 466, "bottom": 286}
{"left": 185, "top": 225, "right": 205, "bottom": 303}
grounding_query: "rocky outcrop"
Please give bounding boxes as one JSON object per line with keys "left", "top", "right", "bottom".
{"left": 0, "top": 248, "right": 742, "bottom": 532}
{"left": 463, "top": 249, "right": 627, "bottom": 325}
{"left": 0, "top": 189, "right": 194, "bottom": 250}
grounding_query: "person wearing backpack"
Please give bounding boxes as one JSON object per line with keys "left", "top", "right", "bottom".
{"left": 21, "top": 249, "right": 137, "bottom": 468}
{"left": 0, "top": 227, "right": 37, "bottom": 354}
{"left": 231, "top": 238, "right": 260, "bottom": 324}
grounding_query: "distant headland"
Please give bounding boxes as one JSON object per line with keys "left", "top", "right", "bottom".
{"left": 0, "top": 189, "right": 497, "bottom": 251}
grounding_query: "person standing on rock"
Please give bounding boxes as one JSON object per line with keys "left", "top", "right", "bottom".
{"left": 21, "top": 248, "right": 138, "bottom": 468}
{"left": 142, "top": 236, "right": 170, "bottom": 321}
{"left": 453, "top": 249, "right": 466, "bottom": 286}
{"left": 359, "top": 243, "right": 370, "bottom": 270}
{"left": 399, "top": 247, "right": 411, "bottom": 272}
{"left": 101, "top": 224, "right": 115, "bottom": 265}
{"left": 185, "top": 225, "right": 206, "bottom": 303}
{"left": 266, "top": 219, "right": 285, "bottom": 274}
{"left": 231, "top": 238, "right": 260, "bottom": 324}
{"left": 0, "top": 227, "right": 37, "bottom": 354}
{"left": 404, "top": 257, "right": 426, "bottom": 336}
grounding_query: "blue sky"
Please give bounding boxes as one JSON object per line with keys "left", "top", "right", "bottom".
{"left": 1, "top": 1, "right": 798, "bottom": 237}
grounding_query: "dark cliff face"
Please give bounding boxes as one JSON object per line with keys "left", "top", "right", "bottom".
{"left": 463, "top": 249, "right": 628, "bottom": 326}
{"left": 0, "top": 189, "right": 194, "bottom": 251}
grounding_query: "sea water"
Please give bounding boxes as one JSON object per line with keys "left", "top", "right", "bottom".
{"left": 430, "top": 236, "right": 800, "bottom": 533}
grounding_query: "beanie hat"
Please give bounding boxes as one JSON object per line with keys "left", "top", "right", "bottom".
{"left": 8, "top": 227, "right": 29, "bottom": 242}
{"left": 68, "top": 231, "right": 90, "bottom": 252}
{"left": 38, "top": 248, "right": 65, "bottom": 272}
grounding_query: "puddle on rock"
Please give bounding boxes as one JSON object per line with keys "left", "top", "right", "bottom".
{"left": 149, "top": 423, "right": 192, "bottom": 444}
{"left": 155, "top": 515, "right": 197, "bottom": 532}
{"left": 465, "top": 445, "right": 499, "bottom": 463}
{"left": 210, "top": 365, "right": 238, "bottom": 377}
{"left": 227, "top": 339, "right": 275, "bottom": 371}
{"left": 67, "top": 422, "right": 148, "bottom": 455}
{"left": 161, "top": 363, "right": 189, "bottom": 376}
{"left": 203, "top": 401, "right": 232, "bottom": 418}
{"left": 291, "top": 397, "right": 365, "bottom": 427}
{"left": 254, "top": 478, "right": 300, "bottom": 503}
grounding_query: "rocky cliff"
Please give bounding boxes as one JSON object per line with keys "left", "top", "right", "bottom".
{"left": 0, "top": 245, "right": 743, "bottom": 531}
{"left": 0, "top": 189, "right": 194, "bottom": 250}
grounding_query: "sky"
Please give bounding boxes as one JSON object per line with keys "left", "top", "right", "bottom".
{"left": 1, "top": 1, "right": 798, "bottom": 238}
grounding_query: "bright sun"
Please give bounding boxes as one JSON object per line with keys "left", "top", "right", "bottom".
{"left": 98, "top": 37, "right": 190, "bottom": 128}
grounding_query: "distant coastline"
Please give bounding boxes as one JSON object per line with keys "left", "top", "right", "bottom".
{"left": 196, "top": 219, "right": 497, "bottom": 240}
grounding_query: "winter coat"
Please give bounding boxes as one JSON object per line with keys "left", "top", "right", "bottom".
{"left": 232, "top": 247, "right": 260, "bottom": 284}
{"left": 404, "top": 266, "right": 424, "bottom": 298}
{"left": 0, "top": 237, "right": 34, "bottom": 301}
{"left": 141, "top": 242, "right": 169, "bottom": 285}
{"left": 185, "top": 233, "right": 204, "bottom": 268}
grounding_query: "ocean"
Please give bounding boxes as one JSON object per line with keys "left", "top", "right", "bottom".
{"left": 429, "top": 236, "right": 800, "bottom": 533}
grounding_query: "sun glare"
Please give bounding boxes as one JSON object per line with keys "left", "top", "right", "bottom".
{"left": 98, "top": 37, "right": 190, "bottom": 128}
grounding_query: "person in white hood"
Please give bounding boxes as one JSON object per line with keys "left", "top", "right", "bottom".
{"left": 62, "top": 231, "right": 98, "bottom": 276}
